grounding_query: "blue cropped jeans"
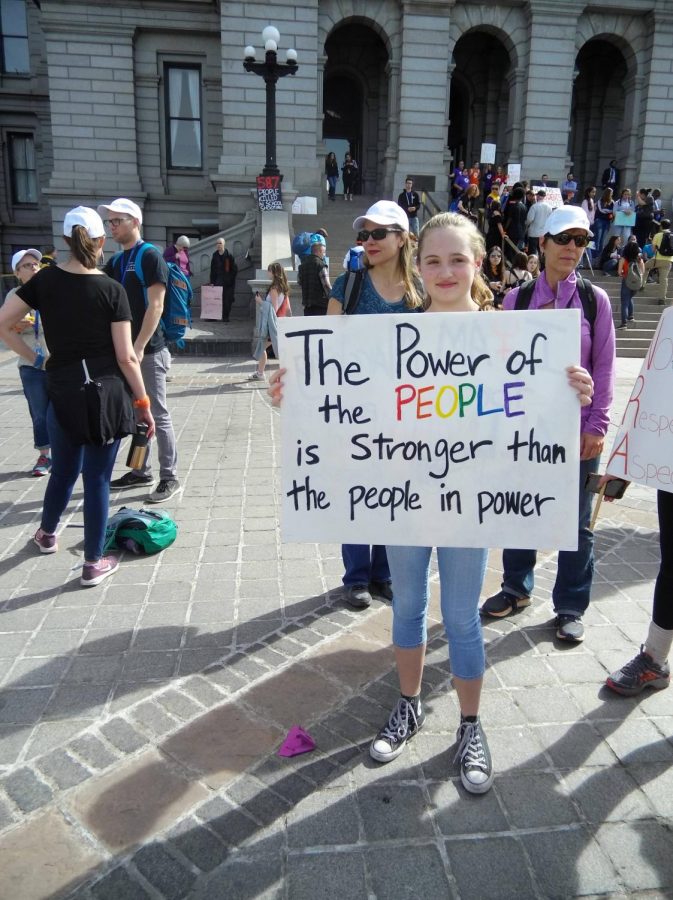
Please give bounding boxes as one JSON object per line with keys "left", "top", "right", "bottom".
{"left": 19, "top": 365, "right": 50, "bottom": 449}
{"left": 500, "top": 456, "right": 600, "bottom": 617}
{"left": 386, "top": 545, "right": 488, "bottom": 680}
{"left": 41, "top": 405, "right": 120, "bottom": 561}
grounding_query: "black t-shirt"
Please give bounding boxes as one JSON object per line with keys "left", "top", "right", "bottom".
{"left": 104, "top": 242, "right": 169, "bottom": 355}
{"left": 17, "top": 267, "right": 131, "bottom": 370}
{"left": 504, "top": 201, "right": 527, "bottom": 241}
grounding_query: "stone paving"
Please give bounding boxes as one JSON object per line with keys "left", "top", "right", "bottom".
{"left": 0, "top": 348, "right": 671, "bottom": 899}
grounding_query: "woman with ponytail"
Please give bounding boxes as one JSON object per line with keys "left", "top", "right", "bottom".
{"left": 0, "top": 207, "right": 154, "bottom": 587}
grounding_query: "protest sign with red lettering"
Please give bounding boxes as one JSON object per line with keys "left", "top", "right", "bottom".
{"left": 606, "top": 308, "right": 673, "bottom": 493}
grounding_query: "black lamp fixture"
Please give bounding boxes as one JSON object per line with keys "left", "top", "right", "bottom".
{"left": 243, "top": 26, "right": 298, "bottom": 177}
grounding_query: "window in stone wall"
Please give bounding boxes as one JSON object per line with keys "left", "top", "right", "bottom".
{"left": 1, "top": 0, "right": 30, "bottom": 73}
{"left": 165, "top": 64, "right": 202, "bottom": 169}
{"left": 9, "top": 133, "right": 37, "bottom": 203}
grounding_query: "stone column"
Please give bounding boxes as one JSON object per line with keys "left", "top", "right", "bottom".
{"left": 504, "top": 67, "right": 526, "bottom": 163}
{"left": 393, "top": 0, "right": 453, "bottom": 197}
{"left": 635, "top": 9, "right": 673, "bottom": 196}
{"left": 316, "top": 53, "right": 328, "bottom": 150}
{"left": 382, "top": 60, "right": 401, "bottom": 196}
{"left": 443, "top": 62, "right": 455, "bottom": 176}
{"left": 519, "top": 0, "right": 584, "bottom": 182}
{"left": 620, "top": 73, "right": 644, "bottom": 192}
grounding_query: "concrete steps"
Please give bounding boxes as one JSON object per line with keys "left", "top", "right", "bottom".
{"left": 589, "top": 272, "right": 664, "bottom": 358}
{"left": 293, "top": 195, "right": 379, "bottom": 283}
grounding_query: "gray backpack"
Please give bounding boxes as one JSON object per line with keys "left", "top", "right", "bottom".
{"left": 625, "top": 262, "right": 643, "bottom": 291}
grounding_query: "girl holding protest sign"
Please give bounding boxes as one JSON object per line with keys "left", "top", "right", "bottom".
{"left": 366, "top": 212, "right": 496, "bottom": 793}
{"left": 369, "top": 213, "right": 595, "bottom": 793}
{"left": 269, "top": 211, "right": 594, "bottom": 795}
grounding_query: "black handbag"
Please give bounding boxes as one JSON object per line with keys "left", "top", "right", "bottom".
{"left": 48, "top": 358, "right": 135, "bottom": 446}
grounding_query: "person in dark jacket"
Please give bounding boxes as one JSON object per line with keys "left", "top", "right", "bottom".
{"left": 397, "top": 178, "right": 421, "bottom": 236}
{"left": 210, "top": 238, "right": 238, "bottom": 322}
{"left": 298, "top": 234, "right": 331, "bottom": 315}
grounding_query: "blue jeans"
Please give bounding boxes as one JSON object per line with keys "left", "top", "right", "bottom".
{"left": 327, "top": 175, "right": 338, "bottom": 198}
{"left": 501, "top": 456, "right": 600, "bottom": 617}
{"left": 592, "top": 218, "right": 610, "bottom": 254}
{"left": 620, "top": 279, "right": 635, "bottom": 324}
{"left": 42, "top": 405, "right": 120, "bottom": 561}
{"left": 341, "top": 544, "right": 390, "bottom": 587}
{"left": 19, "top": 365, "right": 50, "bottom": 449}
{"left": 386, "top": 545, "right": 488, "bottom": 680}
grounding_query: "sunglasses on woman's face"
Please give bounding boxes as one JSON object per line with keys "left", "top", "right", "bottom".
{"left": 548, "top": 233, "right": 591, "bottom": 248}
{"left": 357, "top": 228, "right": 401, "bottom": 242}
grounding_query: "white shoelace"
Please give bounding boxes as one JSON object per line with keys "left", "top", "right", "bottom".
{"left": 380, "top": 698, "right": 418, "bottom": 743}
{"left": 454, "top": 721, "right": 488, "bottom": 772}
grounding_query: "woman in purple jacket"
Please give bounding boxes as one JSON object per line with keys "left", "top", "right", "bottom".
{"left": 481, "top": 206, "right": 616, "bottom": 643}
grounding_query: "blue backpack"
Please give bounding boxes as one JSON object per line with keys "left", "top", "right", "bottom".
{"left": 291, "top": 232, "right": 313, "bottom": 258}
{"left": 112, "top": 242, "right": 193, "bottom": 348}
{"left": 346, "top": 247, "right": 365, "bottom": 272}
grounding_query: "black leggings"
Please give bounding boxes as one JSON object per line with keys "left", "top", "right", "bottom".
{"left": 653, "top": 490, "right": 673, "bottom": 629}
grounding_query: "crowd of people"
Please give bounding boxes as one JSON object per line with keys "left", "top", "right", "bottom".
{"left": 1, "top": 172, "right": 670, "bottom": 799}
{"left": 448, "top": 162, "right": 671, "bottom": 321}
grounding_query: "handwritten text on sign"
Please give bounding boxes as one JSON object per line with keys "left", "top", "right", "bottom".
{"left": 278, "top": 311, "right": 581, "bottom": 549}
{"left": 256, "top": 175, "right": 283, "bottom": 211}
{"left": 606, "top": 308, "right": 673, "bottom": 493}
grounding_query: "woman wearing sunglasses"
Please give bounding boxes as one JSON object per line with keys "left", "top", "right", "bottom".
{"left": 481, "top": 206, "right": 616, "bottom": 645}
{"left": 326, "top": 200, "right": 423, "bottom": 610}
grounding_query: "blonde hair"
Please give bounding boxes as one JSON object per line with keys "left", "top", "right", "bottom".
{"left": 363, "top": 229, "right": 422, "bottom": 309}
{"left": 418, "top": 212, "right": 494, "bottom": 310}
{"left": 527, "top": 254, "right": 541, "bottom": 277}
{"left": 65, "top": 226, "right": 99, "bottom": 269}
{"left": 268, "top": 261, "right": 289, "bottom": 297}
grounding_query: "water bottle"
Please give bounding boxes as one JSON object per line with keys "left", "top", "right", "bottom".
{"left": 126, "top": 423, "right": 149, "bottom": 470}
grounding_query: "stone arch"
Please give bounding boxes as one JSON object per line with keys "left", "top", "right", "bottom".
{"left": 572, "top": 14, "right": 646, "bottom": 191}
{"left": 319, "top": 7, "right": 400, "bottom": 196}
{"left": 447, "top": 26, "right": 515, "bottom": 168}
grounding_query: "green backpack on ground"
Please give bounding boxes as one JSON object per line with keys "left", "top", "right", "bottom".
{"left": 103, "top": 506, "right": 178, "bottom": 555}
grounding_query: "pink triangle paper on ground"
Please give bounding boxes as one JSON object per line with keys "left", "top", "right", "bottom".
{"left": 277, "top": 725, "right": 316, "bottom": 757}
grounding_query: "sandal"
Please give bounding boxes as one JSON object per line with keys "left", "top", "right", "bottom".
{"left": 480, "top": 589, "right": 531, "bottom": 619}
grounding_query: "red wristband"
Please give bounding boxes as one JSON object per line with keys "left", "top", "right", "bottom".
{"left": 133, "top": 395, "right": 151, "bottom": 409}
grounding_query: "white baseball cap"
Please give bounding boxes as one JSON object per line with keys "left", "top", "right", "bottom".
{"left": 63, "top": 206, "right": 106, "bottom": 238}
{"left": 96, "top": 197, "right": 143, "bottom": 225}
{"left": 12, "top": 249, "right": 42, "bottom": 272}
{"left": 544, "top": 206, "right": 593, "bottom": 237}
{"left": 353, "top": 200, "right": 409, "bottom": 233}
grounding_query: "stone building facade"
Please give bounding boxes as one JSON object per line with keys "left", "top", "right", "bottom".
{"left": 1, "top": 0, "right": 672, "bottom": 265}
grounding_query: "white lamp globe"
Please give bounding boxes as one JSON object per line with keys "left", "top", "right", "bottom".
{"left": 286, "top": 48, "right": 298, "bottom": 63}
{"left": 262, "top": 26, "right": 280, "bottom": 45}
{"left": 244, "top": 45, "right": 256, "bottom": 59}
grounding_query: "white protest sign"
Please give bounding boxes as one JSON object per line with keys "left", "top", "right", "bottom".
{"left": 480, "top": 143, "right": 496, "bottom": 165}
{"left": 532, "top": 186, "right": 563, "bottom": 209}
{"left": 278, "top": 311, "right": 581, "bottom": 549}
{"left": 507, "top": 163, "right": 521, "bottom": 185}
{"left": 606, "top": 308, "right": 673, "bottom": 493}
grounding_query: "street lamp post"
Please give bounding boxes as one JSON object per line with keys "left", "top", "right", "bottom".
{"left": 243, "top": 26, "right": 298, "bottom": 178}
